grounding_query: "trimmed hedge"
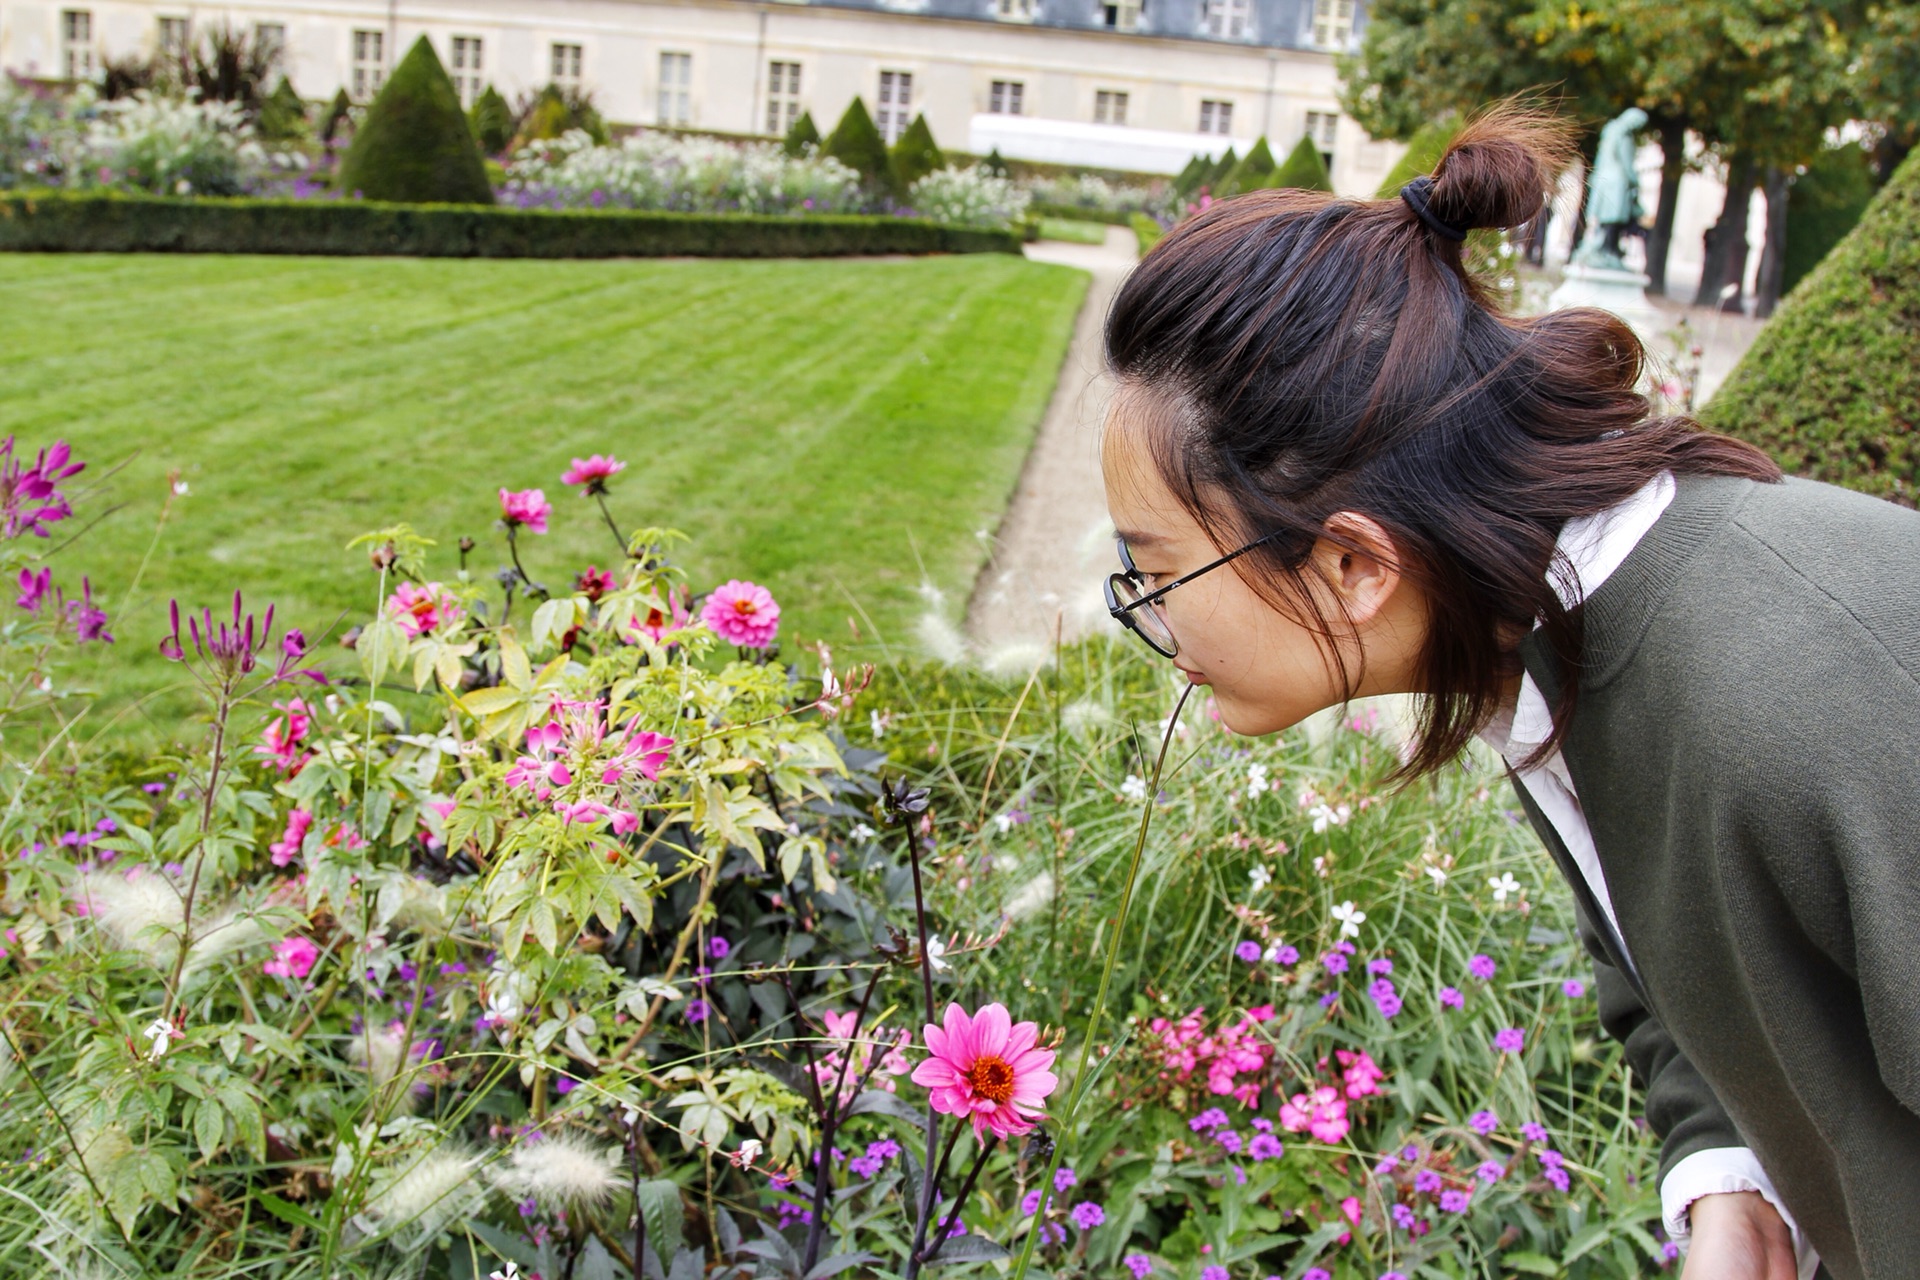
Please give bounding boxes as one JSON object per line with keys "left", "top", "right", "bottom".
{"left": 1131, "top": 212, "right": 1165, "bottom": 256}
{"left": 1029, "top": 202, "right": 1132, "bottom": 226}
{"left": 0, "top": 192, "right": 1022, "bottom": 259}
{"left": 1702, "top": 145, "right": 1920, "bottom": 503}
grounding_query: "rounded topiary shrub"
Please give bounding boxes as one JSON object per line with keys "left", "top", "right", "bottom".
{"left": 1702, "top": 146, "right": 1920, "bottom": 504}
{"left": 824, "top": 98, "right": 891, "bottom": 194}
{"left": 335, "top": 35, "right": 494, "bottom": 205}
{"left": 1268, "top": 133, "right": 1333, "bottom": 192}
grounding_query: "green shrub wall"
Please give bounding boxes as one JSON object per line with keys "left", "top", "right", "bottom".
{"left": 0, "top": 192, "right": 1022, "bottom": 258}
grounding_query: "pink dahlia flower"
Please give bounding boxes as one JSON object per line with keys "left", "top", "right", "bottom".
{"left": 911, "top": 1002, "right": 1057, "bottom": 1140}
{"left": 561, "top": 454, "right": 626, "bottom": 494}
{"left": 626, "top": 588, "right": 691, "bottom": 647}
{"left": 499, "top": 488, "right": 551, "bottom": 535}
{"left": 264, "top": 936, "right": 319, "bottom": 980}
{"left": 387, "top": 581, "right": 463, "bottom": 637}
{"left": 702, "top": 580, "right": 780, "bottom": 649}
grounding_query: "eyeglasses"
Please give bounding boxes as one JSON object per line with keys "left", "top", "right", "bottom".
{"left": 1103, "top": 528, "right": 1295, "bottom": 658}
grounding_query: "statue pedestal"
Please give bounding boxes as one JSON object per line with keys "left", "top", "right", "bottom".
{"left": 1547, "top": 264, "right": 1665, "bottom": 344}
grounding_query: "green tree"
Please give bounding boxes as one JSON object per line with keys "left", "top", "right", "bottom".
{"left": 1219, "top": 137, "right": 1277, "bottom": 196}
{"left": 255, "top": 75, "right": 307, "bottom": 141}
{"left": 468, "top": 84, "right": 514, "bottom": 155}
{"left": 980, "top": 147, "right": 1010, "bottom": 178}
{"left": 334, "top": 35, "right": 494, "bottom": 206}
{"left": 1374, "top": 120, "right": 1461, "bottom": 198}
{"left": 1172, "top": 153, "right": 1210, "bottom": 197}
{"left": 512, "top": 83, "right": 609, "bottom": 148}
{"left": 1783, "top": 141, "right": 1878, "bottom": 294}
{"left": 1203, "top": 147, "right": 1238, "bottom": 195}
{"left": 782, "top": 110, "right": 821, "bottom": 158}
{"left": 1267, "top": 133, "right": 1334, "bottom": 192}
{"left": 319, "top": 87, "right": 354, "bottom": 147}
{"left": 823, "top": 98, "right": 891, "bottom": 195}
{"left": 889, "top": 114, "right": 945, "bottom": 197}
{"left": 1703, "top": 147, "right": 1920, "bottom": 503}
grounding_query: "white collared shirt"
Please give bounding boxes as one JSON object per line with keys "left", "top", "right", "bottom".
{"left": 1478, "top": 470, "right": 1818, "bottom": 1278}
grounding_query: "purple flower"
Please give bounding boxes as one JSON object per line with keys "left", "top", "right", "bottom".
{"left": 1380, "top": 1272, "right": 1409, "bottom": 1280}
{"left": 1439, "top": 1189, "right": 1470, "bottom": 1213}
{"left": 1021, "top": 1189, "right": 1043, "bottom": 1215}
{"left": 850, "top": 1153, "right": 883, "bottom": 1178}
{"left": 710, "top": 936, "right": 731, "bottom": 959}
{"left": 1469, "top": 1109, "right": 1499, "bottom": 1135}
{"left": 684, "top": 998, "right": 710, "bottom": 1023}
{"left": 1272, "top": 944, "right": 1299, "bottom": 965}
{"left": 1335, "top": 940, "right": 1356, "bottom": 955}
{"left": 1662, "top": 1242, "right": 1681, "bottom": 1263}
{"left": 1402, "top": 1144, "right": 1420, "bottom": 1160}
{"left": 1373, "top": 1154, "right": 1398, "bottom": 1175}
{"left": 1053, "top": 1165, "right": 1077, "bottom": 1192}
{"left": 1248, "top": 1133, "right": 1283, "bottom": 1160}
{"left": 1493, "top": 1026, "right": 1525, "bottom": 1054}
{"left": 1069, "top": 1201, "right": 1105, "bottom": 1230}
{"left": 15, "top": 567, "right": 49, "bottom": 612}
{"left": 1201, "top": 1267, "right": 1228, "bottom": 1280}
{"left": 1521, "top": 1121, "right": 1550, "bottom": 1144}
{"left": 1391, "top": 1202, "right": 1416, "bottom": 1229}
{"left": 1323, "top": 952, "right": 1349, "bottom": 974}
{"left": 1373, "top": 989, "right": 1403, "bottom": 1018}
{"left": 1303, "top": 1271, "right": 1331, "bottom": 1280}
{"left": 1124, "top": 1256, "right": 1152, "bottom": 1279}
{"left": 1468, "top": 953, "right": 1497, "bottom": 980}
{"left": 1319, "top": 992, "right": 1337, "bottom": 1007}
{"left": 1235, "top": 940, "right": 1263, "bottom": 963}
{"left": 1438, "top": 986, "right": 1464, "bottom": 1010}
{"left": 0, "top": 438, "right": 84, "bottom": 539}
{"left": 867, "top": 1138, "right": 900, "bottom": 1161}
{"left": 1544, "top": 1166, "right": 1571, "bottom": 1192}
{"left": 1366, "top": 958, "right": 1393, "bottom": 975}
{"left": 1562, "top": 978, "right": 1586, "bottom": 998}
{"left": 1217, "top": 1130, "right": 1242, "bottom": 1154}
{"left": 1475, "top": 1160, "right": 1505, "bottom": 1183}
{"left": 1413, "top": 1169, "right": 1442, "bottom": 1194}
{"left": 1189, "top": 1107, "right": 1229, "bottom": 1133}
{"left": 63, "top": 576, "right": 112, "bottom": 644}
{"left": 1538, "top": 1149, "right": 1564, "bottom": 1170}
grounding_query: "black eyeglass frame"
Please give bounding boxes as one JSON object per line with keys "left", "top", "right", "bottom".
{"left": 1103, "top": 527, "right": 1295, "bottom": 658}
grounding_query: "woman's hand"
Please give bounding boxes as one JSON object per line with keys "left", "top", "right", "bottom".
{"left": 1682, "top": 1191, "right": 1797, "bottom": 1280}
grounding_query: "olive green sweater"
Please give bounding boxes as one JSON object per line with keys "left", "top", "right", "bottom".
{"left": 1512, "top": 473, "right": 1920, "bottom": 1280}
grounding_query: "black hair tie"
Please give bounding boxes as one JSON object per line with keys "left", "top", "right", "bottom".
{"left": 1399, "top": 175, "right": 1469, "bottom": 242}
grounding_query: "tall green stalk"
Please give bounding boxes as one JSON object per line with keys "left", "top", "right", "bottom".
{"left": 1008, "top": 682, "right": 1194, "bottom": 1280}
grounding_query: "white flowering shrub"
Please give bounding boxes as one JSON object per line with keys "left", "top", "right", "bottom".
{"left": 78, "top": 90, "right": 278, "bottom": 196}
{"left": 1022, "top": 171, "right": 1162, "bottom": 215}
{"left": 0, "top": 74, "right": 83, "bottom": 189}
{"left": 905, "top": 164, "right": 1032, "bottom": 229}
{"left": 503, "top": 129, "right": 863, "bottom": 215}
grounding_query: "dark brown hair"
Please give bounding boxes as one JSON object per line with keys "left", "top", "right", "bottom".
{"left": 1104, "top": 102, "right": 1781, "bottom": 779}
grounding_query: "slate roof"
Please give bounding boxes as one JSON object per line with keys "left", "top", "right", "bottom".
{"left": 753, "top": 0, "right": 1364, "bottom": 53}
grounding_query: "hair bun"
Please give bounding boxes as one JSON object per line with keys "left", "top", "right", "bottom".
{"left": 1424, "top": 101, "right": 1577, "bottom": 235}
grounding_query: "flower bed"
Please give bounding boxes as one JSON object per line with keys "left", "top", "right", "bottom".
{"left": 0, "top": 190, "right": 1021, "bottom": 258}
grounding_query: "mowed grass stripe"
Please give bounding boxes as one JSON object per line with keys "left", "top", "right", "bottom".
{"left": 0, "top": 252, "right": 1088, "bottom": 742}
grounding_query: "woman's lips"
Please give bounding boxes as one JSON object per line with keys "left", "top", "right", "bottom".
{"left": 1177, "top": 666, "right": 1209, "bottom": 685}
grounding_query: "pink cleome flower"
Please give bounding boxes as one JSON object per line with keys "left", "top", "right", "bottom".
{"left": 386, "top": 581, "right": 464, "bottom": 637}
{"left": 911, "top": 1002, "right": 1058, "bottom": 1140}
{"left": 702, "top": 580, "right": 780, "bottom": 649}
{"left": 561, "top": 455, "right": 626, "bottom": 494}
{"left": 255, "top": 698, "right": 313, "bottom": 773}
{"left": 264, "top": 936, "right": 320, "bottom": 980}
{"left": 498, "top": 488, "right": 552, "bottom": 535}
{"left": 269, "top": 808, "right": 315, "bottom": 867}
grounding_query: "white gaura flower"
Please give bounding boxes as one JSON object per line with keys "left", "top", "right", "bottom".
{"left": 1245, "top": 762, "right": 1271, "bottom": 802}
{"left": 1119, "top": 774, "right": 1149, "bottom": 803}
{"left": 492, "top": 1132, "right": 621, "bottom": 1214}
{"left": 924, "top": 936, "right": 951, "bottom": 973}
{"left": 1488, "top": 873, "right": 1522, "bottom": 903}
{"left": 1331, "top": 900, "right": 1366, "bottom": 939}
{"left": 1308, "top": 802, "right": 1351, "bottom": 833}
{"left": 850, "top": 822, "right": 876, "bottom": 842}
{"left": 1424, "top": 865, "right": 1449, "bottom": 888}
{"left": 490, "top": 1263, "right": 521, "bottom": 1280}
{"left": 729, "top": 1138, "right": 764, "bottom": 1170}
{"left": 1248, "top": 865, "right": 1272, "bottom": 892}
{"left": 143, "top": 1018, "right": 180, "bottom": 1060}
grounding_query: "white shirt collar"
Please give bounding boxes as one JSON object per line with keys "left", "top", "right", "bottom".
{"left": 1485, "top": 471, "right": 1676, "bottom": 760}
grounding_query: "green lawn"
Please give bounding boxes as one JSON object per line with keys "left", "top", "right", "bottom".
{"left": 0, "top": 252, "right": 1087, "bottom": 740}
{"left": 1036, "top": 218, "right": 1110, "bottom": 245}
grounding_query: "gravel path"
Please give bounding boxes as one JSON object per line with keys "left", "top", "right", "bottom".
{"left": 962, "top": 225, "right": 1138, "bottom": 659}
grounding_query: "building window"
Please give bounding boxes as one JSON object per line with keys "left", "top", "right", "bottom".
{"left": 1094, "top": 89, "right": 1129, "bottom": 126}
{"left": 1312, "top": 0, "right": 1354, "bottom": 49}
{"left": 995, "top": 0, "right": 1036, "bottom": 19}
{"left": 254, "top": 22, "right": 286, "bottom": 61}
{"left": 989, "top": 80, "right": 1025, "bottom": 115}
{"left": 877, "top": 70, "right": 913, "bottom": 144}
{"left": 551, "top": 43, "right": 583, "bottom": 91}
{"left": 1102, "top": 0, "right": 1144, "bottom": 31}
{"left": 449, "top": 36, "right": 483, "bottom": 109}
{"left": 658, "top": 52, "right": 692, "bottom": 126}
{"left": 61, "top": 10, "right": 95, "bottom": 81}
{"left": 1306, "top": 109, "right": 1339, "bottom": 168}
{"left": 1202, "top": 0, "right": 1249, "bottom": 39}
{"left": 157, "top": 17, "right": 190, "bottom": 58}
{"left": 1199, "top": 100, "right": 1233, "bottom": 136}
{"left": 765, "top": 61, "right": 801, "bottom": 135}
{"left": 351, "top": 29, "right": 385, "bottom": 99}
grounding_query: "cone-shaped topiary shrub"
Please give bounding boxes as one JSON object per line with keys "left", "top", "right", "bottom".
{"left": 824, "top": 98, "right": 891, "bottom": 195}
{"left": 335, "top": 36, "right": 493, "bottom": 204}
{"left": 1701, "top": 146, "right": 1920, "bottom": 504}
{"left": 1268, "top": 133, "right": 1334, "bottom": 192}
{"left": 981, "top": 147, "right": 1010, "bottom": 178}
{"left": 889, "top": 114, "right": 945, "bottom": 198}
{"left": 1204, "top": 147, "right": 1237, "bottom": 194}
{"left": 1375, "top": 119, "right": 1459, "bottom": 198}
{"left": 1172, "top": 153, "right": 1209, "bottom": 197}
{"left": 256, "top": 75, "right": 308, "bottom": 141}
{"left": 319, "top": 87, "right": 354, "bottom": 147}
{"left": 468, "top": 84, "right": 514, "bottom": 155}
{"left": 1219, "top": 137, "right": 1276, "bottom": 197}
{"left": 782, "top": 110, "right": 821, "bottom": 157}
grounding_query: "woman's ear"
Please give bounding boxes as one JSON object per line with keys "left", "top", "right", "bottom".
{"left": 1311, "top": 512, "right": 1405, "bottom": 627}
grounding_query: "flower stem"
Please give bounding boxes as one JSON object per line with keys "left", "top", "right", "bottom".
{"left": 919, "top": 1135, "right": 998, "bottom": 1265}
{"left": 594, "top": 492, "right": 630, "bottom": 555}
{"left": 1007, "top": 683, "right": 1195, "bottom": 1280}
{"left": 902, "top": 806, "right": 944, "bottom": 1280}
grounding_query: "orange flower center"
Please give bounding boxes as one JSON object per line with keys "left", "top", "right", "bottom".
{"left": 964, "top": 1055, "right": 1016, "bottom": 1105}
{"left": 732, "top": 599, "right": 758, "bottom": 616}
{"left": 645, "top": 607, "right": 666, "bottom": 628}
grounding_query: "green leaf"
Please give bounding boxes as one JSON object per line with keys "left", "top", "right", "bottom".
{"left": 804, "top": 1251, "right": 881, "bottom": 1280}
{"left": 358, "top": 615, "right": 409, "bottom": 686}
{"left": 1561, "top": 1221, "right": 1612, "bottom": 1265}
{"left": 257, "top": 1193, "right": 324, "bottom": 1231}
{"left": 1502, "top": 1251, "right": 1563, "bottom": 1276}
{"left": 635, "top": 1179, "right": 684, "bottom": 1271}
{"left": 924, "top": 1236, "right": 1010, "bottom": 1265}
{"left": 192, "top": 1097, "right": 225, "bottom": 1159}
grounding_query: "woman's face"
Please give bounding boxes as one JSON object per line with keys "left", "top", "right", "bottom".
{"left": 1100, "top": 388, "right": 1428, "bottom": 737}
